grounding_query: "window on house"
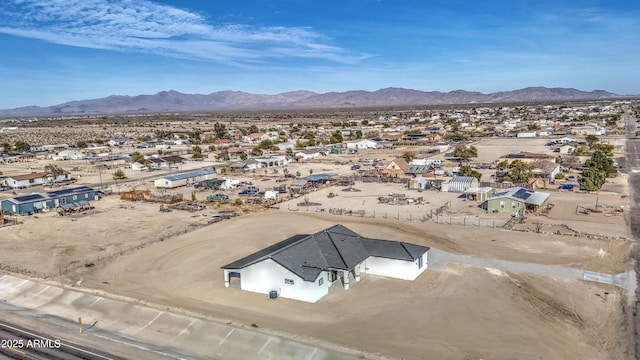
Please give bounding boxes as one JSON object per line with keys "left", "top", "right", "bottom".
{"left": 85, "top": 194, "right": 89, "bottom": 198}
{"left": 318, "top": 278, "right": 323, "bottom": 286}
{"left": 499, "top": 201, "right": 505, "bottom": 209}
{"left": 284, "top": 278, "right": 294, "bottom": 285}
{"left": 512, "top": 202, "right": 517, "bottom": 208}
{"left": 61, "top": 198, "right": 66, "bottom": 204}
{"left": 418, "top": 256, "right": 423, "bottom": 269}
{"left": 73, "top": 195, "right": 77, "bottom": 200}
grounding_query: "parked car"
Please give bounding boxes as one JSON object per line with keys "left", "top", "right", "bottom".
{"left": 350, "top": 164, "right": 361, "bottom": 170}
{"left": 566, "top": 175, "right": 576, "bottom": 181}
{"left": 207, "top": 193, "right": 229, "bottom": 201}
{"left": 239, "top": 186, "right": 259, "bottom": 196}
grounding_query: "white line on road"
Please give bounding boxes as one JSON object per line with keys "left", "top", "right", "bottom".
{"left": 218, "top": 328, "right": 234, "bottom": 346}
{"left": 32, "top": 285, "right": 50, "bottom": 298}
{"left": 257, "top": 338, "right": 272, "bottom": 355}
{"left": 88, "top": 297, "right": 102, "bottom": 308}
{"left": 0, "top": 320, "right": 115, "bottom": 360}
{"left": 177, "top": 319, "right": 195, "bottom": 337}
{"left": 13, "top": 280, "right": 29, "bottom": 290}
{"left": 138, "top": 311, "right": 164, "bottom": 332}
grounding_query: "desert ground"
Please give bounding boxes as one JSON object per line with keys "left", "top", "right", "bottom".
{"left": 0, "top": 136, "right": 634, "bottom": 359}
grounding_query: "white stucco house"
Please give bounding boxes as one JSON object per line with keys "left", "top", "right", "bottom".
{"left": 345, "top": 139, "right": 378, "bottom": 151}
{"left": 222, "top": 224, "right": 430, "bottom": 303}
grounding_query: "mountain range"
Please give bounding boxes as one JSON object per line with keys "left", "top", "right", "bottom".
{"left": 0, "top": 87, "right": 628, "bottom": 118}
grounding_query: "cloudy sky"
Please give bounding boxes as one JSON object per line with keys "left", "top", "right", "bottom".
{"left": 0, "top": 0, "right": 638, "bottom": 108}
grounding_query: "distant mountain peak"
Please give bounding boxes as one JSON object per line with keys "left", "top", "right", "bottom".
{"left": 0, "top": 86, "right": 626, "bottom": 118}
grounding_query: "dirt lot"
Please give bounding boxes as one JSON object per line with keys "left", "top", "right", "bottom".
{"left": 0, "top": 137, "right": 633, "bottom": 359}
{"left": 64, "top": 210, "right": 628, "bottom": 360}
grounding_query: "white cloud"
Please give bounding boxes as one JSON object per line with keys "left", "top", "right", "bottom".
{"left": 0, "top": 0, "right": 361, "bottom": 64}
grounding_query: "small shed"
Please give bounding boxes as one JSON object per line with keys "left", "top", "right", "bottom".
{"left": 463, "top": 187, "right": 494, "bottom": 202}
{"left": 441, "top": 176, "right": 479, "bottom": 193}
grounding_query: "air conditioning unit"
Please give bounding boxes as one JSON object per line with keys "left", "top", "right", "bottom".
{"left": 269, "top": 290, "right": 279, "bottom": 300}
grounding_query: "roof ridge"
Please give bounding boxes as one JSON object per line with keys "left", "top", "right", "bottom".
{"left": 326, "top": 230, "right": 349, "bottom": 269}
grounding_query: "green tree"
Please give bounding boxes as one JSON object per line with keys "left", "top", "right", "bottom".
{"left": 14, "top": 141, "right": 30, "bottom": 153}
{"left": 76, "top": 140, "right": 88, "bottom": 148}
{"left": 131, "top": 151, "right": 144, "bottom": 163}
{"left": 592, "top": 143, "right": 615, "bottom": 156}
{"left": 214, "top": 122, "right": 228, "bottom": 139}
{"left": 257, "top": 139, "right": 274, "bottom": 149}
{"left": 113, "top": 169, "right": 127, "bottom": 180}
{"left": 579, "top": 168, "right": 606, "bottom": 191}
{"left": 573, "top": 145, "right": 587, "bottom": 156}
{"left": 585, "top": 135, "right": 599, "bottom": 149}
{"left": 453, "top": 145, "right": 478, "bottom": 161}
{"left": 191, "top": 145, "right": 203, "bottom": 160}
{"left": 402, "top": 151, "right": 416, "bottom": 163}
{"left": 1, "top": 142, "right": 10, "bottom": 152}
{"left": 240, "top": 152, "right": 248, "bottom": 161}
{"left": 584, "top": 150, "right": 616, "bottom": 177}
{"left": 329, "top": 130, "right": 343, "bottom": 144}
{"left": 44, "top": 164, "right": 65, "bottom": 185}
{"left": 457, "top": 165, "right": 481, "bottom": 181}
{"left": 505, "top": 160, "right": 531, "bottom": 183}
{"left": 246, "top": 125, "right": 260, "bottom": 134}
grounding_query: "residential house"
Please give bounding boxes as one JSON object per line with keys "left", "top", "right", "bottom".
{"left": 154, "top": 168, "right": 216, "bottom": 188}
{"left": 529, "top": 161, "right": 561, "bottom": 188}
{"left": 4, "top": 171, "right": 72, "bottom": 189}
{"left": 382, "top": 158, "right": 409, "bottom": 178}
{"left": 1, "top": 186, "right": 96, "bottom": 215}
{"left": 222, "top": 224, "right": 430, "bottom": 303}
{"left": 108, "top": 138, "right": 131, "bottom": 147}
{"left": 499, "top": 152, "right": 556, "bottom": 165}
{"left": 253, "top": 155, "right": 289, "bottom": 168}
{"left": 345, "top": 139, "right": 377, "bottom": 152}
{"left": 483, "top": 187, "right": 550, "bottom": 216}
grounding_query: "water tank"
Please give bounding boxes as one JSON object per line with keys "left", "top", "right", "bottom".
{"left": 269, "top": 290, "right": 278, "bottom": 300}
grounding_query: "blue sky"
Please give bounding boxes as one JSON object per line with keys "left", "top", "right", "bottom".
{"left": 0, "top": 0, "right": 638, "bottom": 108}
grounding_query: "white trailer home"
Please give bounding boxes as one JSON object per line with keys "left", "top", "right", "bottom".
{"left": 154, "top": 168, "right": 215, "bottom": 189}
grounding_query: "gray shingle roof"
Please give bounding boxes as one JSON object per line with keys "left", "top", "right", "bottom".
{"left": 223, "top": 224, "right": 430, "bottom": 282}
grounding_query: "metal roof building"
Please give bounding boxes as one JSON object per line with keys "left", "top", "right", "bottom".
{"left": 154, "top": 168, "right": 216, "bottom": 188}
{"left": 441, "top": 176, "right": 478, "bottom": 193}
{"left": 1, "top": 186, "right": 96, "bottom": 215}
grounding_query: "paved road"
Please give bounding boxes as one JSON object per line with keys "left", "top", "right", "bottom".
{"left": 0, "top": 274, "right": 358, "bottom": 360}
{"left": 0, "top": 320, "right": 122, "bottom": 360}
{"left": 621, "top": 107, "right": 640, "bottom": 360}
{"left": 428, "top": 248, "right": 636, "bottom": 294}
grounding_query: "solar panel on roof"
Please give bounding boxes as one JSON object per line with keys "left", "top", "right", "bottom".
{"left": 14, "top": 194, "right": 45, "bottom": 202}
{"left": 46, "top": 186, "right": 93, "bottom": 197}
{"left": 513, "top": 188, "right": 532, "bottom": 200}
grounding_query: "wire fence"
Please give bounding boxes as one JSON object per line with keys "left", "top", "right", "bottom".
{"left": 0, "top": 213, "right": 236, "bottom": 281}
{"left": 285, "top": 202, "right": 507, "bottom": 228}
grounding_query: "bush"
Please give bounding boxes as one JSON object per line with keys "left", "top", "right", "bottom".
{"left": 554, "top": 172, "right": 565, "bottom": 179}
